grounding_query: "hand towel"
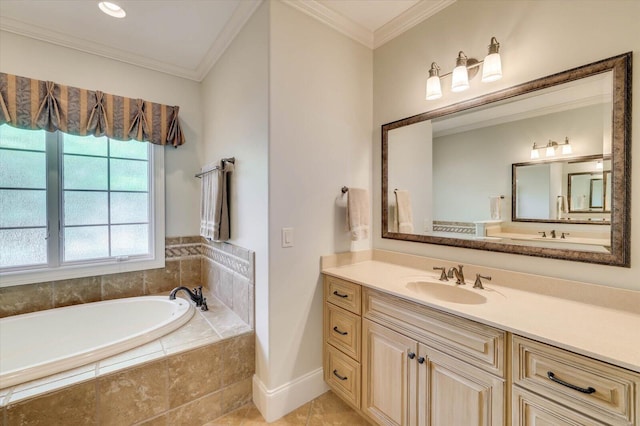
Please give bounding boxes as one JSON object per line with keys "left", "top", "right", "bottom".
{"left": 200, "top": 160, "right": 234, "bottom": 241}
{"left": 489, "top": 196, "right": 502, "bottom": 220}
{"left": 394, "top": 190, "right": 414, "bottom": 233}
{"left": 347, "top": 188, "right": 369, "bottom": 241}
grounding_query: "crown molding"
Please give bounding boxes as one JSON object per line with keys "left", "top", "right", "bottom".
{"left": 374, "top": 0, "right": 456, "bottom": 48}
{"left": 195, "top": 0, "right": 263, "bottom": 81}
{"left": 282, "top": 0, "right": 373, "bottom": 48}
{"left": 0, "top": 1, "right": 262, "bottom": 82}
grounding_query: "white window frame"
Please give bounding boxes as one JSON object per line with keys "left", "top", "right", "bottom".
{"left": 0, "top": 131, "right": 165, "bottom": 287}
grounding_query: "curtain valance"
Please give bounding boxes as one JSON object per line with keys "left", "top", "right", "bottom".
{"left": 0, "top": 72, "right": 185, "bottom": 147}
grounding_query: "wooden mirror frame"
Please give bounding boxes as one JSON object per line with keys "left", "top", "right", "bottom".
{"left": 381, "top": 52, "right": 631, "bottom": 267}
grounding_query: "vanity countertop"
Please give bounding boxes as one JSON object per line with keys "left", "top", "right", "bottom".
{"left": 322, "top": 257, "right": 640, "bottom": 373}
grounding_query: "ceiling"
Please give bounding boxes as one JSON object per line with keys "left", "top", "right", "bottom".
{"left": 0, "top": 0, "right": 454, "bottom": 81}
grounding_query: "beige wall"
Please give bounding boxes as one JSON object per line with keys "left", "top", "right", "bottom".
{"left": 200, "top": 0, "right": 270, "bottom": 388}
{"left": 0, "top": 31, "right": 203, "bottom": 238}
{"left": 373, "top": 0, "right": 640, "bottom": 290}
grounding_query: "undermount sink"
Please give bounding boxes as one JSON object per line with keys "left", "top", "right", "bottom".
{"left": 405, "top": 280, "right": 487, "bottom": 305}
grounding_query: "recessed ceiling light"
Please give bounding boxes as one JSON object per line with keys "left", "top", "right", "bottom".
{"left": 98, "top": 2, "right": 126, "bottom": 18}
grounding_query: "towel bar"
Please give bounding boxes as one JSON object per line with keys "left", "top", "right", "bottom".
{"left": 195, "top": 157, "right": 235, "bottom": 178}
{"left": 341, "top": 186, "right": 349, "bottom": 194}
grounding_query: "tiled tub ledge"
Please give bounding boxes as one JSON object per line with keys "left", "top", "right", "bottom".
{"left": 0, "top": 294, "right": 254, "bottom": 426}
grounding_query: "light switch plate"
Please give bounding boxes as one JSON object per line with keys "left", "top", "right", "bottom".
{"left": 282, "top": 227, "right": 294, "bottom": 248}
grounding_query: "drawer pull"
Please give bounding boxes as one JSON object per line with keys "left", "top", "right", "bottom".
{"left": 332, "top": 290, "right": 349, "bottom": 298}
{"left": 408, "top": 351, "right": 416, "bottom": 359}
{"left": 333, "top": 370, "right": 348, "bottom": 381}
{"left": 417, "top": 356, "right": 425, "bottom": 364}
{"left": 547, "top": 371, "right": 596, "bottom": 394}
{"left": 332, "top": 326, "right": 348, "bottom": 336}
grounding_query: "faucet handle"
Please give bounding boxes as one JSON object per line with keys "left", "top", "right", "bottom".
{"left": 474, "top": 274, "right": 491, "bottom": 289}
{"left": 538, "top": 231, "right": 547, "bottom": 238}
{"left": 561, "top": 232, "right": 569, "bottom": 239}
{"left": 433, "top": 267, "right": 448, "bottom": 281}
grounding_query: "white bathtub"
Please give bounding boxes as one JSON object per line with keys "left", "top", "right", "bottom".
{"left": 0, "top": 296, "right": 194, "bottom": 389}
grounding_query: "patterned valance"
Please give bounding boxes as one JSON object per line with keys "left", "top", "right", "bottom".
{"left": 0, "top": 72, "right": 185, "bottom": 147}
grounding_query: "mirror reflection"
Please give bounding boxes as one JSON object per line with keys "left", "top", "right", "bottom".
{"left": 382, "top": 53, "right": 631, "bottom": 266}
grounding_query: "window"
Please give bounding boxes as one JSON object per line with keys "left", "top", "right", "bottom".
{"left": 0, "top": 126, "right": 164, "bottom": 285}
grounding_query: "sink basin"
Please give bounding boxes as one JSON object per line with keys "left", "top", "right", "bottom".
{"left": 405, "top": 281, "right": 487, "bottom": 305}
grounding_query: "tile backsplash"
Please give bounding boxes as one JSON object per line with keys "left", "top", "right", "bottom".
{"left": 0, "top": 237, "right": 255, "bottom": 325}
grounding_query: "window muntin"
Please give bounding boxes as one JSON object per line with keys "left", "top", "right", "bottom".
{"left": 0, "top": 126, "right": 160, "bottom": 279}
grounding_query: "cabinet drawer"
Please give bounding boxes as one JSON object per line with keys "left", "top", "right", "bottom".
{"left": 324, "top": 345, "right": 361, "bottom": 409}
{"left": 325, "top": 303, "right": 361, "bottom": 361}
{"left": 513, "top": 386, "right": 608, "bottom": 425}
{"left": 324, "top": 275, "right": 361, "bottom": 314}
{"left": 363, "top": 288, "right": 505, "bottom": 377}
{"left": 513, "top": 335, "right": 639, "bottom": 426}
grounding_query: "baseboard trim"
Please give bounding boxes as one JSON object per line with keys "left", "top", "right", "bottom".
{"left": 252, "top": 368, "right": 329, "bottom": 422}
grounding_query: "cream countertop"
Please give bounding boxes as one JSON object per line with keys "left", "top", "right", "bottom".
{"left": 321, "top": 251, "right": 640, "bottom": 373}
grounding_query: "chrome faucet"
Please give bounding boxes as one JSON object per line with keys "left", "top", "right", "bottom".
{"left": 447, "top": 265, "right": 465, "bottom": 285}
{"left": 169, "top": 286, "right": 208, "bottom": 311}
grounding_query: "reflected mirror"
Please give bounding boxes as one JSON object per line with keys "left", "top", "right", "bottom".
{"left": 382, "top": 53, "right": 631, "bottom": 266}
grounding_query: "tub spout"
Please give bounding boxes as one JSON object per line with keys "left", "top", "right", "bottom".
{"left": 169, "top": 286, "right": 208, "bottom": 311}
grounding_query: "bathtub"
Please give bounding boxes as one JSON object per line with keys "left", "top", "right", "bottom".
{"left": 0, "top": 296, "right": 194, "bottom": 389}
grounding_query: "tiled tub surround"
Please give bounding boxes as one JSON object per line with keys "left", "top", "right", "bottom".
{"left": 0, "top": 237, "right": 255, "bottom": 322}
{"left": 0, "top": 296, "right": 254, "bottom": 425}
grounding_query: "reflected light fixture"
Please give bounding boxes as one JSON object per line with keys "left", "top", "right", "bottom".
{"left": 530, "top": 137, "right": 572, "bottom": 159}
{"left": 425, "top": 63, "right": 442, "bottom": 100}
{"left": 98, "top": 1, "right": 126, "bottom": 18}
{"left": 425, "top": 36, "right": 502, "bottom": 100}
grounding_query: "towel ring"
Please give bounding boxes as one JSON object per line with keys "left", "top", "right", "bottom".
{"left": 341, "top": 186, "right": 349, "bottom": 194}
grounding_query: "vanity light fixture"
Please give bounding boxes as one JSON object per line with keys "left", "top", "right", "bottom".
{"left": 425, "top": 37, "right": 502, "bottom": 100}
{"left": 530, "top": 137, "right": 572, "bottom": 159}
{"left": 98, "top": 1, "right": 126, "bottom": 18}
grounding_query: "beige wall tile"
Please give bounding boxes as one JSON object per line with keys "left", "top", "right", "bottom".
{"left": 0, "top": 282, "right": 53, "bottom": 318}
{"left": 180, "top": 236, "right": 201, "bottom": 244}
{"left": 145, "top": 260, "right": 180, "bottom": 294}
{"left": 217, "top": 267, "right": 233, "bottom": 308}
{"left": 101, "top": 271, "right": 145, "bottom": 300}
{"left": 135, "top": 413, "right": 168, "bottom": 426}
{"left": 168, "top": 343, "right": 223, "bottom": 408}
{"left": 221, "top": 377, "right": 252, "bottom": 414}
{"left": 165, "top": 237, "right": 181, "bottom": 246}
{"left": 180, "top": 258, "right": 202, "bottom": 287}
{"left": 167, "top": 390, "right": 222, "bottom": 425}
{"left": 98, "top": 360, "right": 168, "bottom": 426}
{"left": 222, "top": 333, "right": 255, "bottom": 386}
{"left": 53, "top": 276, "right": 101, "bottom": 308}
{"left": 232, "top": 274, "right": 250, "bottom": 324}
{"left": 6, "top": 380, "right": 96, "bottom": 426}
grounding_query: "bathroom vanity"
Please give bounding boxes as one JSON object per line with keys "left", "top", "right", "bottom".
{"left": 321, "top": 251, "right": 640, "bottom": 426}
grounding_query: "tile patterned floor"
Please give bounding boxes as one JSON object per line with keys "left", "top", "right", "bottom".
{"left": 204, "top": 391, "right": 372, "bottom": 425}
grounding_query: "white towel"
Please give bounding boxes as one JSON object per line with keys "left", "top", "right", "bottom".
{"left": 394, "top": 190, "right": 414, "bottom": 233}
{"left": 200, "top": 160, "right": 234, "bottom": 241}
{"left": 489, "top": 196, "right": 502, "bottom": 220}
{"left": 347, "top": 188, "right": 369, "bottom": 241}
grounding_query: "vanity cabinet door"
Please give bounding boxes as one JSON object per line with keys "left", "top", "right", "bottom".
{"left": 363, "top": 319, "right": 418, "bottom": 426}
{"left": 420, "top": 346, "right": 505, "bottom": 426}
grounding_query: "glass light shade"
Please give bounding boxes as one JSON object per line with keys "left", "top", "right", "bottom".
{"left": 481, "top": 53, "right": 502, "bottom": 82}
{"left": 451, "top": 66, "right": 469, "bottom": 92}
{"left": 530, "top": 148, "right": 540, "bottom": 159}
{"left": 546, "top": 146, "right": 556, "bottom": 157}
{"left": 561, "top": 142, "right": 572, "bottom": 154}
{"left": 426, "top": 76, "right": 442, "bottom": 100}
{"left": 98, "top": 2, "right": 126, "bottom": 18}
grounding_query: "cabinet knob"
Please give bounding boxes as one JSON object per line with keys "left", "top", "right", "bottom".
{"left": 417, "top": 356, "right": 425, "bottom": 364}
{"left": 407, "top": 351, "right": 416, "bottom": 359}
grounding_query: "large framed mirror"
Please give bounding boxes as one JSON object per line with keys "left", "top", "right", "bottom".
{"left": 382, "top": 53, "right": 631, "bottom": 266}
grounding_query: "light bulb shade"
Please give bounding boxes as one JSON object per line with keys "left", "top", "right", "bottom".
{"left": 530, "top": 149, "right": 539, "bottom": 159}
{"left": 98, "top": 1, "right": 126, "bottom": 18}
{"left": 451, "top": 65, "right": 469, "bottom": 92}
{"left": 546, "top": 146, "right": 556, "bottom": 157}
{"left": 561, "top": 142, "right": 572, "bottom": 154}
{"left": 481, "top": 53, "right": 502, "bottom": 82}
{"left": 426, "top": 76, "right": 442, "bottom": 100}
